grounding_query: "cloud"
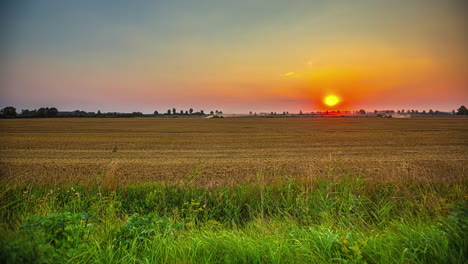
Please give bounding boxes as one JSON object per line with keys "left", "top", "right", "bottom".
{"left": 280, "top": 72, "right": 295, "bottom": 77}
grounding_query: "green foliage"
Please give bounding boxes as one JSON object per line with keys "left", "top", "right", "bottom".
{"left": 0, "top": 177, "right": 466, "bottom": 263}
{"left": 19, "top": 211, "right": 95, "bottom": 249}
{"left": 115, "top": 213, "right": 178, "bottom": 247}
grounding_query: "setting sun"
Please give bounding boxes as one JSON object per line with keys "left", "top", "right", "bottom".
{"left": 324, "top": 95, "right": 340, "bottom": 106}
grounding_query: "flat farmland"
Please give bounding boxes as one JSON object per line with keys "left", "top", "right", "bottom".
{"left": 0, "top": 117, "right": 467, "bottom": 186}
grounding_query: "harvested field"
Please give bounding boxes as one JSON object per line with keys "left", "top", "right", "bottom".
{"left": 1, "top": 117, "right": 467, "bottom": 186}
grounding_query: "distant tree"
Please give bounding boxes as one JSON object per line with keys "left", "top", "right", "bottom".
{"left": 422, "top": 110, "right": 426, "bottom": 114}
{"left": 180, "top": 110, "right": 184, "bottom": 115}
{"left": 189, "top": 108, "right": 193, "bottom": 115}
{"left": 200, "top": 110, "right": 204, "bottom": 115}
{"left": 299, "top": 110, "right": 303, "bottom": 115}
{"left": 452, "top": 110, "right": 456, "bottom": 115}
{"left": 358, "top": 109, "right": 366, "bottom": 115}
{"left": 411, "top": 110, "right": 415, "bottom": 114}
{"left": 154, "top": 110, "right": 158, "bottom": 115}
{"left": 271, "top": 112, "right": 274, "bottom": 115}
{"left": 97, "top": 110, "right": 102, "bottom": 115}
{"left": 397, "top": 110, "right": 401, "bottom": 114}
{"left": 21, "top": 109, "right": 31, "bottom": 117}
{"left": 37, "top": 107, "right": 48, "bottom": 117}
{"left": 250, "top": 111, "right": 253, "bottom": 115}
{"left": 167, "top": 109, "right": 171, "bottom": 115}
{"left": 215, "top": 110, "right": 219, "bottom": 114}
{"left": 172, "top": 108, "right": 176, "bottom": 115}
{"left": 185, "top": 110, "right": 188, "bottom": 115}
{"left": 429, "top": 109, "right": 434, "bottom": 115}
{"left": 48, "top": 107, "right": 58, "bottom": 117}
{"left": 457, "top": 105, "right": 468, "bottom": 115}
{"left": 407, "top": 110, "right": 411, "bottom": 114}
{"left": 2, "top": 106, "right": 17, "bottom": 117}
{"left": 210, "top": 111, "right": 214, "bottom": 115}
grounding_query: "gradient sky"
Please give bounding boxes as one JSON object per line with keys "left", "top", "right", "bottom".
{"left": 1, "top": 0, "right": 467, "bottom": 113}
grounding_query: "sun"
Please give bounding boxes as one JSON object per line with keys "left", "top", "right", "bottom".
{"left": 324, "top": 95, "right": 340, "bottom": 106}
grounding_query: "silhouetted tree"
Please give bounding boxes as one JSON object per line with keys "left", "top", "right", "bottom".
{"left": 172, "top": 108, "right": 176, "bottom": 115}
{"left": 457, "top": 105, "right": 468, "bottom": 115}
{"left": 250, "top": 111, "right": 253, "bottom": 115}
{"left": 299, "top": 110, "right": 303, "bottom": 115}
{"left": 37, "top": 108, "right": 48, "bottom": 117}
{"left": 180, "top": 110, "right": 184, "bottom": 115}
{"left": 21, "top": 109, "right": 31, "bottom": 117}
{"left": 210, "top": 111, "right": 214, "bottom": 115}
{"left": 185, "top": 110, "right": 188, "bottom": 115}
{"left": 1, "top": 106, "right": 17, "bottom": 117}
{"left": 358, "top": 109, "right": 366, "bottom": 115}
{"left": 154, "top": 110, "right": 159, "bottom": 115}
{"left": 429, "top": 109, "right": 434, "bottom": 115}
{"left": 422, "top": 110, "right": 426, "bottom": 114}
{"left": 200, "top": 110, "right": 204, "bottom": 115}
{"left": 189, "top": 108, "right": 193, "bottom": 115}
{"left": 48, "top": 107, "right": 58, "bottom": 117}
{"left": 167, "top": 109, "right": 171, "bottom": 115}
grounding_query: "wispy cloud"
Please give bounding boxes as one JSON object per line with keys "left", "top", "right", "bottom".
{"left": 280, "top": 72, "right": 295, "bottom": 77}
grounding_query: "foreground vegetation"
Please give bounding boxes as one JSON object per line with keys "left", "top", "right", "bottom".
{"left": 1, "top": 173, "right": 466, "bottom": 263}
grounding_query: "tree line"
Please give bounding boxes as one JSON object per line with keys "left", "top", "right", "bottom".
{"left": 1, "top": 105, "right": 467, "bottom": 118}
{"left": 0, "top": 106, "right": 221, "bottom": 118}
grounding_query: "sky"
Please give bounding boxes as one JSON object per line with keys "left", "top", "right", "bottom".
{"left": 1, "top": 0, "right": 467, "bottom": 113}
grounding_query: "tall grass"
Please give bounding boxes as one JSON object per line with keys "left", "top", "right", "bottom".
{"left": 0, "top": 174, "right": 466, "bottom": 263}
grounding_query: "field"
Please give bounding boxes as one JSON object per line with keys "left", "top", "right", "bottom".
{"left": 1, "top": 117, "right": 467, "bottom": 263}
{"left": 1, "top": 117, "right": 467, "bottom": 186}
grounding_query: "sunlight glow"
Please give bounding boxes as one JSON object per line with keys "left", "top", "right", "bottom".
{"left": 324, "top": 95, "right": 340, "bottom": 106}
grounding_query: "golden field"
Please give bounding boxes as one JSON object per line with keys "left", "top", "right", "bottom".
{"left": 0, "top": 117, "right": 467, "bottom": 187}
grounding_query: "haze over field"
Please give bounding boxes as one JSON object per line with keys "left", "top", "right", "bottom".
{"left": 1, "top": 0, "right": 467, "bottom": 113}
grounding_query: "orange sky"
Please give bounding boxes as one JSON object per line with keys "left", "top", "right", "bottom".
{"left": 1, "top": 0, "right": 467, "bottom": 113}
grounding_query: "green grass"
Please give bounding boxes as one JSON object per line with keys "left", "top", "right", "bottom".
{"left": 1, "top": 175, "right": 466, "bottom": 263}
